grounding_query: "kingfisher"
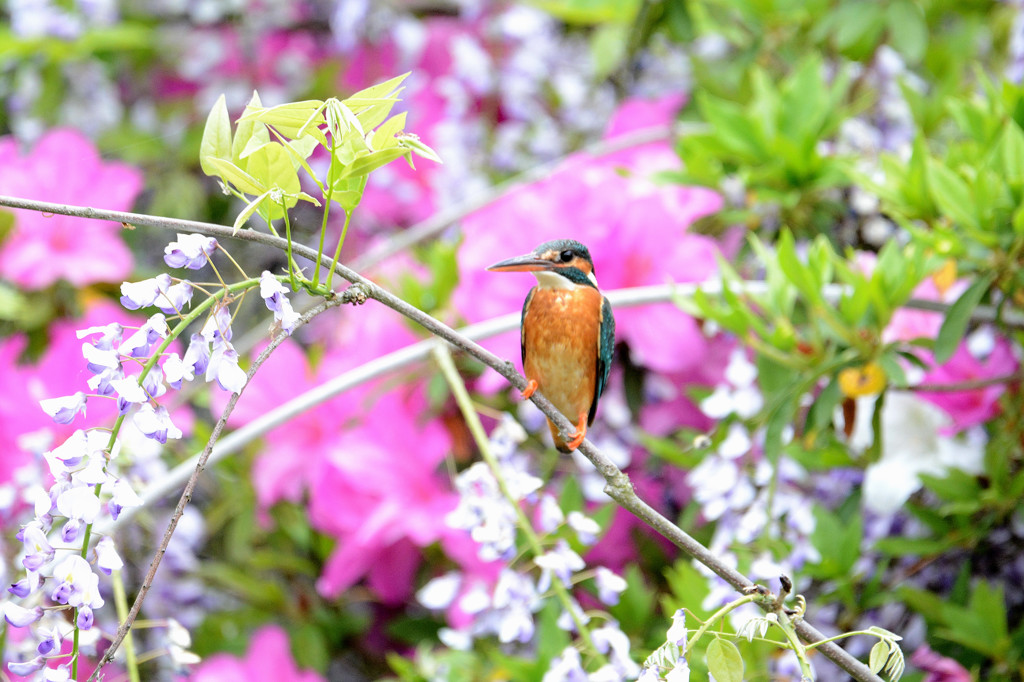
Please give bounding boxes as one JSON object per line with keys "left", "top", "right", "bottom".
{"left": 487, "top": 239, "right": 615, "bottom": 453}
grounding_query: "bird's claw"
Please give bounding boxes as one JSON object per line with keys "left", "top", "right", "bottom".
{"left": 520, "top": 379, "right": 538, "bottom": 400}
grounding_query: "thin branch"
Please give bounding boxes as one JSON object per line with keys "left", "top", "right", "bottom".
{"left": 2, "top": 195, "right": 882, "bottom": 681}
{"left": 93, "top": 284, "right": 707, "bottom": 534}
{"left": 88, "top": 296, "right": 348, "bottom": 679}
{"left": 913, "top": 370, "right": 1024, "bottom": 392}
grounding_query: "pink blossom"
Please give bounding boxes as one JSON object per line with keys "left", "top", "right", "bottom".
{"left": 885, "top": 271, "right": 968, "bottom": 344}
{"left": 453, "top": 95, "right": 724, "bottom": 388}
{"left": 212, "top": 338, "right": 344, "bottom": 512}
{"left": 909, "top": 644, "right": 971, "bottom": 682}
{"left": 188, "top": 625, "right": 324, "bottom": 682}
{"left": 916, "top": 336, "right": 1018, "bottom": 434}
{"left": 308, "top": 388, "right": 458, "bottom": 603}
{"left": 219, "top": 302, "right": 460, "bottom": 602}
{"left": 0, "top": 129, "right": 141, "bottom": 289}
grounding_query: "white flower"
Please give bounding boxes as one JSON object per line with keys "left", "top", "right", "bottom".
{"left": 860, "top": 392, "right": 986, "bottom": 515}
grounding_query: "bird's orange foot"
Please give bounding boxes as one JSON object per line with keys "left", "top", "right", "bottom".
{"left": 520, "top": 379, "right": 538, "bottom": 400}
{"left": 564, "top": 414, "right": 588, "bottom": 451}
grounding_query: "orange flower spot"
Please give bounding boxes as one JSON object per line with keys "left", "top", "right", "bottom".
{"left": 932, "top": 259, "right": 957, "bottom": 296}
{"left": 838, "top": 362, "right": 886, "bottom": 398}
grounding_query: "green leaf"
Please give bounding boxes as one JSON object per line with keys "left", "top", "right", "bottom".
{"left": 934, "top": 273, "right": 994, "bottom": 364}
{"left": 371, "top": 111, "right": 408, "bottom": 151}
{"left": 344, "top": 72, "right": 410, "bottom": 106}
{"left": 232, "top": 190, "right": 271, "bottom": 234}
{"left": 204, "top": 157, "right": 267, "bottom": 196}
{"left": 1000, "top": 122, "right": 1024, "bottom": 187}
{"left": 245, "top": 142, "right": 300, "bottom": 197}
{"left": 886, "top": 0, "right": 927, "bottom": 62}
{"left": 706, "top": 638, "right": 743, "bottom": 682}
{"left": 591, "top": 21, "right": 629, "bottom": 79}
{"left": 527, "top": 0, "right": 640, "bottom": 24}
{"left": 697, "top": 92, "right": 765, "bottom": 159}
{"left": 232, "top": 91, "right": 268, "bottom": 165}
{"left": 399, "top": 134, "right": 443, "bottom": 164}
{"left": 199, "top": 94, "right": 232, "bottom": 177}
{"left": 336, "top": 147, "right": 410, "bottom": 180}
{"left": 869, "top": 640, "right": 890, "bottom": 674}
{"left": 926, "top": 159, "right": 979, "bottom": 231}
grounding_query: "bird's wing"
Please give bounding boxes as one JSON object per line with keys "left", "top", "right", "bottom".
{"left": 521, "top": 286, "right": 537, "bottom": 368}
{"left": 589, "top": 296, "right": 615, "bottom": 426}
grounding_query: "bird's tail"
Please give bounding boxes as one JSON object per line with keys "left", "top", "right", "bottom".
{"left": 548, "top": 419, "right": 573, "bottom": 454}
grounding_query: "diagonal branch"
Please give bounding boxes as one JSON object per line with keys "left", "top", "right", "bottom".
{"left": 1, "top": 195, "right": 882, "bottom": 681}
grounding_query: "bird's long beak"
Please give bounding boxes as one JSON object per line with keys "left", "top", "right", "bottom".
{"left": 486, "top": 253, "right": 555, "bottom": 272}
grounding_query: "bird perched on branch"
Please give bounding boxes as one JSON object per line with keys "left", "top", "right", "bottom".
{"left": 487, "top": 239, "right": 615, "bottom": 452}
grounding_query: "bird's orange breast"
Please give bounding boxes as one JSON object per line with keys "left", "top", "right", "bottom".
{"left": 522, "top": 286, "right": 603, "bottom": 427}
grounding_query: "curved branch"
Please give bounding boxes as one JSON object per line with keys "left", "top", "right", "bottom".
{"left": 0, "top": 195, "right": 882, "bottom": 681}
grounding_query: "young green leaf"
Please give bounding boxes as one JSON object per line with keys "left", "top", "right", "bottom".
{"left": 204, "top": 157, "right": 267, "bottom": 196}
{"left": 933, "top": 273, "right": 994, "bottom": 364}
{"left": 705, "top": 638, "right": 743, "bottom": 682}
{"left": 232, "top": 190, "right": 272, "bottom": 234}
{"left": 926, "top": 159, "right": 979, "bottom": 231}
{"left": 199, "top": 94, "right": 232, "bottom": 177}
{"left": 336, "top": 147, "right": 410, "bottom": 180}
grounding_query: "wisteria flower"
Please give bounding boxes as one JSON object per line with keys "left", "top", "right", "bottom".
{"left": 118, "top": 313, "right": 169, "bottom": 358}
{"left": 133, "top": 403, "right": 183, "bottom": 443}
{"left": 164, "top": 233, "right": 218, "bottom": 269}
{"left": 4, "top": 602, "right": 43, "bottom": 628}
{"left": 206, "top": 339, "right": 247, "bottom": 393}
{"left": 259, "top": 271, "right": 302, "bottom": 335}
{"left": 39, "top": 392, "right": 87, "bottom": 425}
{"left": 121, "top": 274, "right": 173, "bottom": 310}
{"left": 21, "top": 524, "right": 54, "bottom": 571}
{"left": 535, "top": 540, "right": 585, "bottom": 591}
{"left": 594, "top": 567, "right": 627, "bottom": 606}
{"left": 107, "top": 477, "right": 143, "bottom": 520}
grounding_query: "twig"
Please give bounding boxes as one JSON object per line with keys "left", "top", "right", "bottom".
{"left": 913, "top": 370, "right": 1024, "bottom": 392}
{"left": 1, "top": 195, "right": 882, "bottom": 681}
{"left": 87, "top": 297, "right": 347, "bottom": 680}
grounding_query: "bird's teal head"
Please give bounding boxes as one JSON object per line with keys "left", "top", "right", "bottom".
{"left": 486, "top": 239, "right": 598, "bottom": 289}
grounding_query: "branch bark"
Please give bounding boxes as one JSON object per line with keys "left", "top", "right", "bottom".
{"left": 1, "top": 195, "right": 883, "bottom": 681}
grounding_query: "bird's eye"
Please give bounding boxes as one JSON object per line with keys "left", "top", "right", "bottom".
{"left": 559, "top": 250, "right": 574, "bottom": 263}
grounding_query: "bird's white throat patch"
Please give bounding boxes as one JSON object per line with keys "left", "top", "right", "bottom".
{"left": 532, "top": 270, "right": 599, "bottom": 290}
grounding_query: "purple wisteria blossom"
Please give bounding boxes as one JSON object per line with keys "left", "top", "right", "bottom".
{"left": 164, "top": 233, "right": 218, "bottom": 269}
{"left": 121, "top": 274, "right": 195, "bottom": 314}
{"left": 259, "top": 271, "right": 301, "bottom": 335}
{"left": 39, "top": 391, "right": 88, "bottom": 425}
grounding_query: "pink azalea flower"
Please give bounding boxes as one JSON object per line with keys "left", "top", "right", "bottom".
{"left": 453, "top": 95, "right": 725, "bottom": 388}
{"left": 909, "top": 644, "right": 972, "bottom": 682}
{"left": 0, "top": 129, "right": 141, "bottom": 289}
{"left": 308, "top": 389, "right": 458, "bottom": 604}
{"left": 916, "top": 335, "right": 1018, "bottom": 434}
{"left": 220, "top": 301, "right": 459, "bottom": 602}
{"left": 211, "top": 338, "right": 346, "bottom": 513}
{"left": 884, "top": 267, "right": 968, "bottom": 344}
{"left": 188, "top": 625, "right": 324, "bottom": 682}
